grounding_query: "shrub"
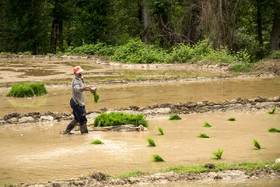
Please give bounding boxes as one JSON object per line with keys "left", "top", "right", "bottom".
{"left": 212, "top": 149, "right": 224, "bottom": 160}
{"left": 93, "top": 112, "right": 148, "bottom": 127}
{"left": 169, "top": 114, "right": 182, "bottom": 120}
{"left": 270, "top": 50, "right": 280, "bottom": 59}
{"left": 158, "top": 127, "right": 164, "bottom": 135}
{"left": 153, "top": 154, "right": 165, "bottom": 162}
{"left": 268, "top": 128, "right": 280, "bottom": 133}
{"left": 147, "top": 138, "right": 156, "bottom": 147}
{"left": 253, "top": 139, "right": 262, "bottom": 150}
{"left": 197, "top": 133, "right": 210, "bottom": 138}
{"left": 203, "top": 122, "right": 212, "bottom": 127}
{"left": 267, "top": 106, "right": 276, "bottom": 114}
{"left": 8, "top": 82, "right": 48, "bottom": 97}
{"left": 91, "top": 140, "right": 104, "bottom": 144}
{"left": 227, "top": 117, "right": 236, "bottom": 121}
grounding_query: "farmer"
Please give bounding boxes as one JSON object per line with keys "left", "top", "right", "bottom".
{"left": 62, "top": 66, "right": 96, "bottom": 134}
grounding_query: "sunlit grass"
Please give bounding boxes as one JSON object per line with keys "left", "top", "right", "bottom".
{"left": 253, "top": 139, "right": 262, "bottom": 150}
{"left": 169, "top": 114, "right": 182, "bottom": 120}
{"left": 153, "top": 154, "right": 165, "bottom": 162}
{"left": 267, "top": 106, "right": 276, "bottom": 114}
{"left": 91, "top": 139, "right": 104, "bottom": 144}
{"left": 197, "top": 133, "right": 210, "bottom": 138}
{"left": 147, "top": 138, "right": 156, "bottom": 147}
{"left": 158, "top": 127, "right": 164, "bottom": 135}
{"left": 7, "top": 82, "right": 47, "bottom": 97}
{"left": 268, "top": 128, "right": 280, "bottom": 132}
{"left": 227, "top": 117, "right": 236, "bottom": 121}
{"left": 203, "top": 122, "right": 212, "bottom": 127}
{"left": 212, "top": 149, "right": 224, "bottom": 160}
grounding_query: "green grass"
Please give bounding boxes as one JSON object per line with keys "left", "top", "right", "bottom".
{"left": 267, "top": 106, "right": 276, "bottom": 114}
{"left": 110, "top": 161, "right": 279, "bottom": 179}
{"left": 212, "top": 149, "right": 224, "bottom": 160}
{"left": 93, "top": 92, "right": 100, "bottom": 103}
{"left": 197, "top": 133, "right": 210, "bottom": 138}
{"left": 158, "top": 127, "right": 164, "bottom": 135}
{"left": 203, "top": 122, "right": 212, "bottom": 127}
{"left": 93, "top": 112, "right": 148, "bottom": 127}
{"left": 169, "top": 114, "right": 182, "bottom": 120}
{"left": 147, "top": 138, "right": 156, "bottom": 147}
{"left": 229, "top": 63, "right": 252, "bottom": 72}
{"left": 7, "top": 82, "right": 47, "bottom": 97}
{"left": 153, "top": 154, "right": 165, "bottom": 162}
{"left": 91, "top": 139, "right": 104, "bottom": 144}
{"left": 253, "top": 139, "right": 262, "bottom": 150}
{"left": 227, "top": 117, "right": 236, "bottom": 121}
{"left": 268, "top": 128, "right": 280, "bottom": 132}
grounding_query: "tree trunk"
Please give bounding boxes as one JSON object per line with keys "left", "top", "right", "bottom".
{"left": 256, "top": 0, "right": 263, "bottom": 59}
{"left": 51, "top": 0, "right": 59, "bottom": 54}
{"left": 138, "top": 0, "right": 150, "bottom": 44}
{"left": 269, "top": 4, "right": 280, "bottom": 52}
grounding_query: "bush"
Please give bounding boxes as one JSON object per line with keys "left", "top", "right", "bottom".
{"left": 93, "top": 112, "right": 148, "bottom": 127}
{"left": 8, "top": 82, "right": 48, "bottom": 97}
{"left": 270, "top": 50, "right": 280, "bottom": 59}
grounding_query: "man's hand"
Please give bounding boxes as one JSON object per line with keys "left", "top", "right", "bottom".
{"left": 90, "top": 87, "right": 97, "bottom": 93}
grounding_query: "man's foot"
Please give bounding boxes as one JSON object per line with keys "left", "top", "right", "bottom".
{"left": 60, "top": 130, "right": 72, "bottom": 135}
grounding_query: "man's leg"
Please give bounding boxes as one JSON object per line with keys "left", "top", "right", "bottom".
{"left": 64, "top": 119, "right": 78, "bottom": 134}
{"left": 73, "top": 104, "right": 88, "bottom": 134}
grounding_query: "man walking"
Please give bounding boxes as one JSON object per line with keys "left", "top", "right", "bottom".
{"left": 62, "top": 66, "right": 96, "bottom": 134}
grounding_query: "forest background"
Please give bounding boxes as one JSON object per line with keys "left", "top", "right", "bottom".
{"left": 0, "top": 0, "right": 279, "bottom": 64}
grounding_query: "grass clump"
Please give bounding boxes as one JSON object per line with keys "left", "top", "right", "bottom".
{"left": 268, "top": 128, "right": 280, "bottom": 133}
{"left": 229, "top": 63, "right": 252, "bottom": 72}
{"left": 212, "top": 149, "right": 224, "bottom": 160}
{"left": 203, "top": 122, "right": 212, "bottom": 127}
{"left": 91, "top": 139, "right": 104, "bottom": 144}
{"left": 8, "top": 82, "right": 47, "bottom": 97}
{"left": 227, "top": 117, "right": 236, "bottom": 121}
{"left": 253, "top": 139, "right": 262, "bottom": 150}
{"left": 153, "top": 154, "right": 165, "bottom": 162}
{"left": 93, "top": 92, "right": 100, "bottom": 103}
{"left": 93, "top": 112, "right": 148, "bottom": 127}
{"left": 169, "top": 114, "right": 182, "bottom": 120}
{"left": 197, "top": 133, "right": 210, "bottom": 138}
{"left": 267, "top": 106, "right": 276, "bottom": 114}
{"left": 158, "top": 127, "right": 164, "bottom": 135}
{"left": 147, "top": 138, "right": 156, "bottom": 147}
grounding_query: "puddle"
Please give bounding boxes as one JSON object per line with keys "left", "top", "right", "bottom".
{"left": 0, "top": 77, "right": 280, "bottom": 117}
{"left": 0, "top": 111, "right": 279, "bottom": 184}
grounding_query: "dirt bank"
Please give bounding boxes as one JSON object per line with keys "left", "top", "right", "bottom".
{"left": 16, "top": 166, "right": 280, "bottom": 186}
{"left": 1, "top": 96, "right": 279, "bottom": 126}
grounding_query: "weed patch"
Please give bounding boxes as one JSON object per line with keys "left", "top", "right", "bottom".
{"left": 212, "top": 149, "right": 224, "bottom": 160}
{"left": 169, "top": 114, "right": 182, "bottom": 120}
{"left": 268, "top": 128, "right": 280, "bottom": 133}
{"left": 158, "top": 127, "right": 164, "bottom": 135}
{"left": 93, "top": 112, "right": 148, "bottom": 127}
{"left": 91, "top": 140, "right": 104, "bottom": 144}
{"left": 267, "top": 106, "right": 276, "bottom": 114}
{"left": 147, "top": 138, "right": 156, "bottom": 147}
{"left": 197, "top": 133, "right": 210, "bottom": 138}
{"left": 229, "top": 63, "right": 252, "bottom": 72}
{"left": 8, "top": 82, "right": 47, "bottom": 97}
{"left": 203, "top": 122, "right": 212, "bottom": 127}
{"left": 153, "top": 155, "right": 165, "bottom": 162}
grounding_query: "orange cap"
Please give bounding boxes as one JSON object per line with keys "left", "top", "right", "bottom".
{"left": 73, "top": 66, "right": 84, "bottom": 74}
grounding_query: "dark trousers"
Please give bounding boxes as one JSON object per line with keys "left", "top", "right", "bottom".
{"left": 65, "top": 98, "right": 88, "bottom": 133}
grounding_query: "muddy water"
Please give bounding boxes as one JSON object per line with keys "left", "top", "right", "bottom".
{"left": 1, "top": 77, "right": 280, "bottom": 117}
{"left": 0, "top": 111, "right": 279, "bottom": 184}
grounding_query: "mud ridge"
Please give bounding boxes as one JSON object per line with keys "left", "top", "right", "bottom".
{"left": 16, "top": 168, "right": 280, "bottom": 187}
{"left": 1, "top": 96, "right": 279, "bottom": 125}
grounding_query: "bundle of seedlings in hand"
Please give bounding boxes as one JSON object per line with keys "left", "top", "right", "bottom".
{"left": 268, "top": 128, "right": 280, "bottom": 133}
{"left": 169, "top": 114, "right": 182, "bottom": 120}
{"left": 153, "top": 154, "right": 165, "bottom": 162}
{"left": 203, "top": 122, "right": 212, "bottom": 127}
{"left": 227, "top": 117, "right": 236, "bottom": 121}
{"left": 197, "top": 133, "right": 210, "bottom": 138}
{"left": 158, "top": 127, "right": 164, "bottom": 135}
{"left": 8, "top": 82, "right": 48, "bottom": 97}
{"left": 147, "top": 138, "right": 156, "bottom": 147}
{"left": 91, "top": 139, "right": 104, "bottom": 144}
{"left": 253, "top": 139, "right": 262, "bottom": 150}
{"left": 267, "top": 106, "right": 276, "bottom": 114}
{"left": 212, "top": 149, "right": 224, "bottom": 160}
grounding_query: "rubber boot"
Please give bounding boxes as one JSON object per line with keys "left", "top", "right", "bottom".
{"left": 62, "top": 119, "right": 78, "bottom": 134}
{"left": 80, "top": 123, "right": 88, "bottom": 134}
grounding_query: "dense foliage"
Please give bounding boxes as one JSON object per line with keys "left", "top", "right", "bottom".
{"left": 8, "top": 82, "right": 48, "bottom": 97}
{"left": 93, "top": 112, "right": 148, "bottom": 127}
{"left": 0, "top": 0, "right": 279, "bottom": 62}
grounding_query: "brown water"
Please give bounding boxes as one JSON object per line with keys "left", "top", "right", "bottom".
{"left": 1, "top": 77, "right": 280, "bottom": 117}
{"left": 0, "top": 111, "right": 279, "bottom": 184}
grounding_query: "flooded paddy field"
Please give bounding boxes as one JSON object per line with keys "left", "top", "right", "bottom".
{"left": 0, "top": 111, "right": 279, "bottom": 185}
